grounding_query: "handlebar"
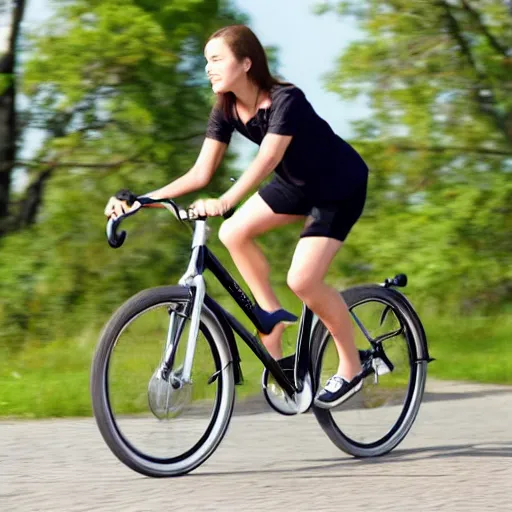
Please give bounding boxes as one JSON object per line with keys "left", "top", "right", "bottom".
{"left": 106, "top": 197, "right": 235, "bottom": 249}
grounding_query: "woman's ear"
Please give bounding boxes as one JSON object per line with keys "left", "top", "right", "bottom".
{"left": 243, "top": 57, "right": 252, "bottom": 73}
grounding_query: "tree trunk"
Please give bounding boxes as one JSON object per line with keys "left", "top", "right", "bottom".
{"left": 0, "top": 0, "right": 26, "bottom": 232}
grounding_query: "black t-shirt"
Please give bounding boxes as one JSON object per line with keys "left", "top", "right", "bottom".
{"left": 205, "top": 84, "right": 368, "bottom": 202}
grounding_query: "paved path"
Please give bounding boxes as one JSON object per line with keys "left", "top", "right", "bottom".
{"left": 2, "top": 379, "right": 512, "bottom": 511}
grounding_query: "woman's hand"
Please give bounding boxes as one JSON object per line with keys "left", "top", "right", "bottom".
{"left": 104, "top": 191, "right": 141, "bottom": 219}
{"left": 190, "top": 197, "right": 229, "bottom": 217}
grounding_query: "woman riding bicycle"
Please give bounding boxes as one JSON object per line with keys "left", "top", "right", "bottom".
{"left": 104, "top": 24, "right": 369, "bottom": 408}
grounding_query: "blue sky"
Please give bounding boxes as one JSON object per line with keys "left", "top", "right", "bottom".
{"left": 21, "top": 0, "right": 370, "bottom": 166}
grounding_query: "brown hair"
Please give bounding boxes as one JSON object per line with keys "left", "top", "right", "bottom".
{"left": 206, "top": 25, "right": 290, "bottom": 119}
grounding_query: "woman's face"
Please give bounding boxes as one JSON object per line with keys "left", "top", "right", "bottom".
{"left": 204, "top": 37, "right": 250, "bottom": 94}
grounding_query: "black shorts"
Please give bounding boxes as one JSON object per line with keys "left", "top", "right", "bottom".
{"left": 258, "top": 174, "right": 367, "bottom": 242}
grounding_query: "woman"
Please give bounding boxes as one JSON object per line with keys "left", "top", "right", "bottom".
{"left": 104, "top": 25, "right": 372, "bottom": 408}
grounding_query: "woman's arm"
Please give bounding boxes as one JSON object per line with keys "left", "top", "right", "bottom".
{"left": 144, "top": 137, "right": 228, "bottom": 200}
{"left": 105, "top": 138, "right": 228, "bottom": 217}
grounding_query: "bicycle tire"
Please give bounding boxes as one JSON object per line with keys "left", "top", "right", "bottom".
{"left": 90, "top": 285, "right": 235, "bottom": 476}
{"left": 311, "top": 284, "right": 428, "bottom": 458}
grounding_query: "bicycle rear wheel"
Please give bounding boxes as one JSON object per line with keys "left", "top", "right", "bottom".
{"left": 311, "top": 285, "right": 428, "bottom": 458}
{"left": 90, "top": 285, "right": 235, "bottom": 477}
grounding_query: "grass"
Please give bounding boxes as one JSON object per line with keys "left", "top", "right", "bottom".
{"left": 0, "top": 304, "right": 510, "bottom": 419}
{"left": 0, "top": 335, "right": 96, "bottom": 418}
{"left": 423, "top": 313, "right": 512, "bottom": 383}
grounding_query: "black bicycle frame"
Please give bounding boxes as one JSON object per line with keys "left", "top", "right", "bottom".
{"left": 197, "top": 246, "right": 313, "bottom": 398}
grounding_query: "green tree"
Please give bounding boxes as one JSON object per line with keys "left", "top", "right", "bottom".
{"left": 0, "top": 0, "right": 247, "bottom": 348}
{"left": 318, "top": 0, "right": 512, "bottom": 310}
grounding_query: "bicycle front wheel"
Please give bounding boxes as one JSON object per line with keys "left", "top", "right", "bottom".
{"left": 311, "top": 285, "right": 428, "bottom": 458}
{"left": 90, "top": 285, "right": 235, "bottom": 477}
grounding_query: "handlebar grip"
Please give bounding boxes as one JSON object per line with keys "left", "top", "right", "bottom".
{"left": 106, "top": 218, "right": 126, "bottom": 248}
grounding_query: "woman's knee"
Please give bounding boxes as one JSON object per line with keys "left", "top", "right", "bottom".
{"left": 286, "top": 267, "right": 317, "bottom": 298}
{"left": 218, "top": 218, "right": 236, "bottom": 248}
{"left": 218, "top": 218, "right": 250, "bottom": 248}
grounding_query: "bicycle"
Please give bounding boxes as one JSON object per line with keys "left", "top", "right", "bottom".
{"left": 90, "top": 196, "right": 434, "bottom": 477}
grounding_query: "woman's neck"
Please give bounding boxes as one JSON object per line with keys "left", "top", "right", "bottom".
{"left": 233, "top": 80, "right": 260, "bottom": 109}
{"left": 232, "top": 80, "right": 271, "bottom": 113}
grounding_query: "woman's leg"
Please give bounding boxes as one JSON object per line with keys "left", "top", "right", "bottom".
{"left": 218, "top": 193, "right": 304, "bottom": 359}
{"left": 286, "top": 237, "right": 361, "bottom": 380}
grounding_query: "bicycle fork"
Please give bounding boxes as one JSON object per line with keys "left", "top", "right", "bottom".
{"left": 157, "top": 274, "right": 204, "bottom": 384}
{"left": 178, "top": 275, "right": 205, "bottom": 382}
{"left": 160, "top": 221, "right": 208, "bottom": 384}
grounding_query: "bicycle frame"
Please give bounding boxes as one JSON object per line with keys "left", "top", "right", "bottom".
{"left": 177, "top": 220, "right": 314, "bottom": 399}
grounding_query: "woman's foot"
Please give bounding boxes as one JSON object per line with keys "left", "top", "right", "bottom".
{"left": 251, "top": 303, "right": 298, "bottom": 335}
{"left": 314, "top": 352, "right": 395, "bottom": 409}
{"left": 251, "top": 303, "right": 297, "bottom": 359}
{"left": 259, "top": 322, "right": 286, "bottom": 359}
{"left": 314, "top": 373, "right": 363, "bottom": 409}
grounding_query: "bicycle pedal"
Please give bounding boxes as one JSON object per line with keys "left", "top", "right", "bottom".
{"left": 371, "top": 357, "right": 392, "bottom": 384}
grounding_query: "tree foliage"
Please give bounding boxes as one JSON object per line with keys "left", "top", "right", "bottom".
{"left": 0, "top": 0, "right": 247, "bottom": 348}
{"left": 319, "top": 0, "right": 511, "bottom": 310}
{"left": 2, "top": 0, "right": 511, "bottom": 353}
